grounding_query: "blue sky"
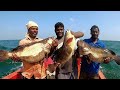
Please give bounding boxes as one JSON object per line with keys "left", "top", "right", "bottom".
{"left": 0, "top": 11, "right": 120, "bottom": 41}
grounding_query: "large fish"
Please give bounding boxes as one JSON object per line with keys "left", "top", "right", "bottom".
{"left": 47, "top": 30, "right": 76, "bottom": 74}
{"left": 77, "top": 40, "right": 120, "bottom": 64}
{"left": 0, "top": 37, "right": 58, "bottom": 63}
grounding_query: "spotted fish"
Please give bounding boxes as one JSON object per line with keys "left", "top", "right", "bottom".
{"left": 77, "top": 40, "right": 120, "bottom": 64}
{"left": 0, "top": 37, "right": 58, "bottom": 63}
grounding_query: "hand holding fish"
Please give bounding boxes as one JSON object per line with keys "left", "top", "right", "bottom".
{"left": 11, "top": 53, "right": 21, "bottom": 62}
{"left": 103, "top": 57, "right": 111, "bottom": 64}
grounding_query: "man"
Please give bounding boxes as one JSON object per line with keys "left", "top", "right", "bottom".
{"left": 19, "top": 21, "right": 42, "bottom": 45}
{"left": 53, "top": 22, "right": 84, "bottom": 79}
{"left": 80, "top": 25, "right": 110, "bottom": 79}
{"left": 12, "top": 21, "right": 45, "bottom": 79}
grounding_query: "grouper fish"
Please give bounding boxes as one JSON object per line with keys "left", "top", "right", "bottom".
{"left": 53, "top": 30, "right": 76, "bottom": 65}
{"left": 47, "top": 30, "right": 76, "bottom": 74}
{"left": 77, "top": 40, "right": 120, "bottom": 64}
{"left": 0, "top": 37, "right": 58, "bottom": 63}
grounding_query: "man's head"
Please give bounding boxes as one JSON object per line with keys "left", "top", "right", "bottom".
{"left": 90, "top": 25, "right": 100, "bottom": 40}
{"left": 54, "top": 22, "right": 64, "bottom": 39}
{"left": 26, "top": 21, "right": 39, "bottom": 39}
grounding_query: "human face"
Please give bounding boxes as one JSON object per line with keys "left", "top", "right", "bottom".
{"left": 55, "top": 26, "right": 64, "bottom": 39}
{"left": 28, "top": 26, "right": 38, "bottom": 38}
{"left": 90, "top": 28, "right": 99, "bottom": 39}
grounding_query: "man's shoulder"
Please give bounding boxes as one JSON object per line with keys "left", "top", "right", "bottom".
{"left": 19, "top": 38, "right": 27, "bottom": 42}
{"left": 19, "top": 38, "right": 29, "bottom": 45}
{"left": 97, "top": 40, "right": 105, "bottom": 45}
{"left": 19, "top": 38, "right": 26, "bottom": 43}
{"left": 83, "top": 38, "right": 90, "bottom": 42}
{"left": 38, "top": 38, "right": 43, "bottom": 41}
{"left": 97, "top": 40, "right": 106, "bottom": 48}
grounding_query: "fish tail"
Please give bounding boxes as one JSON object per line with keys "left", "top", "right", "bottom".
{"left": 113, "top": 55, "right": 120, "bottom": 65}
{"left": 0, "top": 50, "right": 10, "bottom": 62}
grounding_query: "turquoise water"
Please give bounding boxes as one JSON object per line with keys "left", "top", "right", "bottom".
{"left": 0, "top": 40, "right": 22, "bottom": 78}
{"left": 101, "top": 40, "right": 120, "bottom": 79}
{"left": 0, "top": 40, "right": 120, "bottom": 79}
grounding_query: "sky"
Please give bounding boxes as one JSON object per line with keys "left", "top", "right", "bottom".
{"left": 0, "top": 11, "right": 120, "bottom": 41}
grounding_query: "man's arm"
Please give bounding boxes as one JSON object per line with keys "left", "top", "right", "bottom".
{"left": 71, "top": 31, "right": 84, "bottom": 39}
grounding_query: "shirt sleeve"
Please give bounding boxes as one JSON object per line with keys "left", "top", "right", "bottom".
{"left": 100, "top": 41, "right": 106, "bottom": 48}
{"left": 74, "top": 38, "right": 80, "bottom": 50}
{"left": 19, "top": 39, "right": 27, "bottom": 46}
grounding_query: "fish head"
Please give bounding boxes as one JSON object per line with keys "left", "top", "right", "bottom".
{"left": 47, "top": 37, "right": 58, "bottom": 48}
{"left": 44, "top": 37, "right": 58, "bottom": 56}
{"left": 45, "top": 37, "right": 57, "bottom": 48}
{"left": 63, "top": 30, "right": 76, "bottom": 49}
{"left": 77, "top": 40, "right": 91, "bottom": 55}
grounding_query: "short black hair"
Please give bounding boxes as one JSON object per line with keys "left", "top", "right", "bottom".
{"left": 90, "top": 25, "right": 99, "bottom": 32}
{"left": 54, "top": 22, "right": 64, "bottom": 30}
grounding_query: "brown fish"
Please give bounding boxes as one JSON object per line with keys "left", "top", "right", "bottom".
{"left": 0, "top": 37, "right": 58, "bottom": 63}
{"left": 77, "top": 40, "right": 120, "bottom": 64}
{"left": 54, "top": 30, "right": 76, "bottom": 66}
{"left": 47, "top": 30, "right": 76, "bottom": 75}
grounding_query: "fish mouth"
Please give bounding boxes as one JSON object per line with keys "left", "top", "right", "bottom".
{"left": 79, "top": 47, "right": 90, "bottom": 55}
{"left": 46, "top": 37, "right": 58, "bottom": 49}
{"left": 66, "top": 37, "right": 73, "bottom": 44}
{"left": 83, "top": 47, "right": 89, "bottom": 52}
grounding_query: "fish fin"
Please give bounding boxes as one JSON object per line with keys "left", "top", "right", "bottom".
{"left": 107, "top": 49, "right": 116, "bottom": 55}
{"left": 11, "top": 45, "right": 24, "bottom": 51}
{"left": 45, "top": 53, "right": 49, "bottom": 60}
{"left": 113, "top": 55, "right": 120, "bottom": 65}
{"left": 86, "top": 54, "right": 92, "bottom": 64}
{"left": 0, "top": 50, "right": 10, "bottom": 62}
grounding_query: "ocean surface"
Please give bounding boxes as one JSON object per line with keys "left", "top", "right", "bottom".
{"left": 0, "top": 40, "right": 120, "bottom": 79}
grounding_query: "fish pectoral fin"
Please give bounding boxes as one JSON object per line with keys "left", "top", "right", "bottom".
{"left": 85, "top": 53, "right": 99, "bottom": 63}
{"left": 85, "top": 54, "right": 92, "bottom": 64}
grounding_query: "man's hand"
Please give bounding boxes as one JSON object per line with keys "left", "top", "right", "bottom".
{"left": 11, "top": 53, "right": 21, "bottom": 62}
{"left": 103, "top": 57, "right": 111, "bottom": 64}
